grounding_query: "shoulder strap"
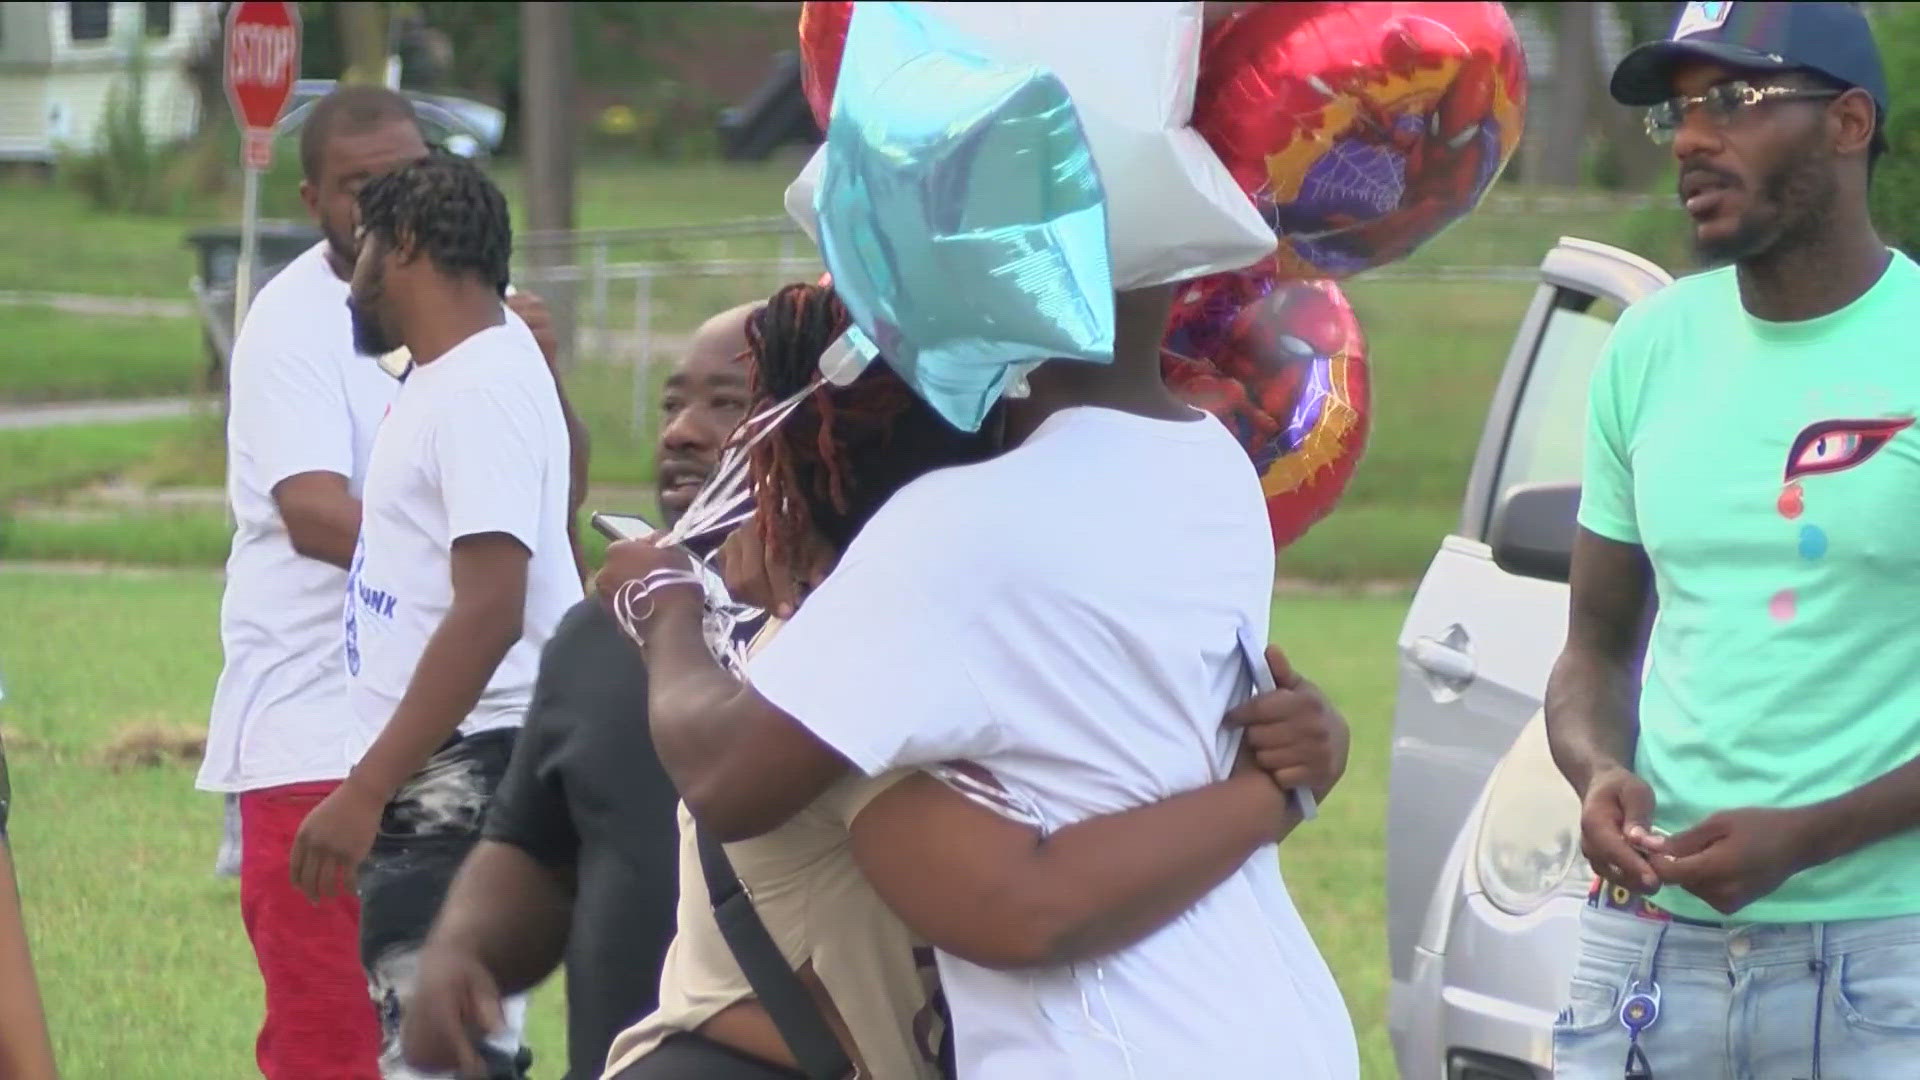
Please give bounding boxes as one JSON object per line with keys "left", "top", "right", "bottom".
{"left": 696, "top": 827, "right": 855, "bottom": 1080}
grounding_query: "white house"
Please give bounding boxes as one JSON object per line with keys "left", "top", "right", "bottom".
{"left": 0, "top": 2, "right": 217, "bottom": 164}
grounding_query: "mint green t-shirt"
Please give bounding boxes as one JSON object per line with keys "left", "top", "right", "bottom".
{"left": 1579, "top": 252, "right": 1920, "bottom": 924}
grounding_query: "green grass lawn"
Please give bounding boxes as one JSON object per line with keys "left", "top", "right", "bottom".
{"left": 0, "top": 568, "right": 1404, "bottom": 1078}
{"left": 0, "top": 160, "right": 801, "bottom": 302}
{"left": 0, "top": 274, "right": 1521, "bottom": 581}
{"left": 0, "top": 306, "right": 206, "bottom": 404}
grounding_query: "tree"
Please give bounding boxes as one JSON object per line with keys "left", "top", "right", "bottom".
{"left": 1535, "top": 1, "right": 1599, "bottom": 186}
{"left": 1868, "top": 2, "right": 1920, "bottom": 254}
{"left": 335, "top": 2, "right": 391, "bottom": 86}
{"left": 519, "top": 1, "right": 577, "bottom": 366}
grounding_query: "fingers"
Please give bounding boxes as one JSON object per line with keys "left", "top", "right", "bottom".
{"left": 290, "top": 838, "right": 327, "bottom": 903}
{"left": 1223, "top": 683, "right": 1322, "bottom": 729}
{"left": 1581, "top": 817, "right": 1660, "bottom": 893}
{"left": 1263, "top": 644, "right": 1301, "bottom": 689}
{"left": 466, "top": 971, "right": 506, "bottom": 1037}
{"left": 1660, "top": 816, "right": 1724, "bottom": 859}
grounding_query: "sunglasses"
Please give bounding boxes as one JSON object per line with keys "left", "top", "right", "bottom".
{"left": 1644, "top": 80, "right": 1842, "bottom": 145}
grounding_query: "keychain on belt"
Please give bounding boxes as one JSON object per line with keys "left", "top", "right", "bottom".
{"left": 1620, "top": 979, "right": 1660, "bottom": 1080}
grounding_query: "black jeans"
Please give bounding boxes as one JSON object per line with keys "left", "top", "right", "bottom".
{"left": 611, "top": 1033, "right": 810, "bottom": 1080}
{"left": 357, "top": 728, "right": 529, "bottom": 1079}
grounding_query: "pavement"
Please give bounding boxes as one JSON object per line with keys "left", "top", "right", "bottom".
{"left": 0, "top": 396, "right": 203, "bottom": 432}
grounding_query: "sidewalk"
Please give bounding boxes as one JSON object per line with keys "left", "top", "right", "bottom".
{"left": 0, "top": 397, "right": 202, "bottom": 432}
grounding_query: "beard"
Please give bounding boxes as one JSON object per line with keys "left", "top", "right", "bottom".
{"left": 1693, "top": 144, "right": 1837, "bottom": 268}
{"left": 321, "top": 212, "right": 359, "bottom": 275}
{"left": 348, "top": 295, "right": 398, "bottom": 358}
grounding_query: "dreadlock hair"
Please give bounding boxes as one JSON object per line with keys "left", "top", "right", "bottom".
{"left": 355, "top": 150, "right": 511, "bottom": 297}
{"left": 299, "top": 85, "right": 418, "bottom": 183}
{"left": 746, "top": 283, "right": 1001, "bottom": 571}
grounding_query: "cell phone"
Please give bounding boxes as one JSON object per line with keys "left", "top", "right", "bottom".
{"left": 590, "top": 511, "right": 659, "bottom": 543}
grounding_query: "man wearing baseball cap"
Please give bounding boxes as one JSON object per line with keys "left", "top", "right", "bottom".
{"left": 1545, "top": 3, "right": 1920, "bottom": 1077}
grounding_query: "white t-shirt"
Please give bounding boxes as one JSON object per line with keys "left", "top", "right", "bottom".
{"left": 343, "top": 320, "right": 582, "bottom": 762}
{"left": 200, "top": 243, "right": 399, "bottom": 793}
{"left": 749, "top": 407, "right": 1359, "bottom": 1080}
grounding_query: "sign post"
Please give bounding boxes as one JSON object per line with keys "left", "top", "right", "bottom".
{"left": 224, "top": 1, "right": 301, "bottom": 353}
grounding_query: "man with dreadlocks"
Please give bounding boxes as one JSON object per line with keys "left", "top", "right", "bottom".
{"left": 290, "top": 151, "right": 581, "bottom": 1078}
{"left": 400, "top": 302, "right": 761, "bottom": 1080}
{"left": 598, "top": 282, "right": 1352, "bottom": 1079}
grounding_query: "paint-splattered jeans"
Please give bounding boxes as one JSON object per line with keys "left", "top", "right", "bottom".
{"left": 358, "top": 728, "right": 533, "bottom": 1080}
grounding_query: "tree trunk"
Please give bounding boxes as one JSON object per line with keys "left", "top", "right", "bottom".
{"left": 336, "top": 2, "right": 390, "bottom": 86}
{"left": 1538, "top": 1, "right": 1598, "bottom": 187}
{"left": 520, "top": 1, "right": 577, "bottom": 368}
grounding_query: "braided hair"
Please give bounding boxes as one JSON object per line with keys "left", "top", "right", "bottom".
{"left": 355, "top": 150, "right": 511, "bottom": 297}
{"left": 746, "top": 283, "right": 1000, "bottom": 569}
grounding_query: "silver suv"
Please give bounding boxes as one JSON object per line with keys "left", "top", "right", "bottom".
{"left": 1387, "top": 238, "right": 1672, "bottom": 1080}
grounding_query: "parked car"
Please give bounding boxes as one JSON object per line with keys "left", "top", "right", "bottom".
{"left": 1388, "top": 237, "right": 1673, "bottom": 1080}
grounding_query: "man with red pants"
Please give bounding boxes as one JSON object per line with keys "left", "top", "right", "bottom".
{"left": 197, "top": 85, "right": 585, "bottom": 1079}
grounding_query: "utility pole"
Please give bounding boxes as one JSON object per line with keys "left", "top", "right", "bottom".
{"left": 520, "top": 1, "right": 578, "bottom": 368}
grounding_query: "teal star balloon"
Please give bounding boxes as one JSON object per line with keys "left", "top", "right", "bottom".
{"left": 815, "top": 1, "right": 1116, "bottom": 433}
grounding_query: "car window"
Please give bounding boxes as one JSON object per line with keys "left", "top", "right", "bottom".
{"left": 1492, "top": 294, "right": 1619, "bottom": 499}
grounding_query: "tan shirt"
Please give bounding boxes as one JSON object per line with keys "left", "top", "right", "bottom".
{"left": 602, "top": 628, "right": 943, "bottom": 1079}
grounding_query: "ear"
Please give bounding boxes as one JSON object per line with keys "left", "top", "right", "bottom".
{"left": 1831, "top": 87, "right": 1877, "bottom": 158}
{"left": 299, "top": 178, "right": 320, "bottom": 222}
{"left": 390, "top": 226, "right": 423, "bottom": 268}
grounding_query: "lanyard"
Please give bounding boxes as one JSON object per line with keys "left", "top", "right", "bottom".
{"left": 1620, "top": 978, "right": 1660, "bottom": 1080}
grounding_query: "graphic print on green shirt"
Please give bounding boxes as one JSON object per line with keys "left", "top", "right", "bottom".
{"left": 1578, "top": 252, "right": 1920, "bottom": 923}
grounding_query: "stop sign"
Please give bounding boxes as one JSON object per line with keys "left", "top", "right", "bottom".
{"left": 225, "top": 1, "right": 302, "bottom": 170}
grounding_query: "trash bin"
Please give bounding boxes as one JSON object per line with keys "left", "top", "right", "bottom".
{"left": 185, "top": 221, "right": 324, "bottom": 389}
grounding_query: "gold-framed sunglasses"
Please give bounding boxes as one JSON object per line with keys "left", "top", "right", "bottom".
{"left": 1644, "top": 80, "right": 1842, "bottom": 145}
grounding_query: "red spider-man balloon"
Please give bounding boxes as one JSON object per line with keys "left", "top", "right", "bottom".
{"left": 1163, "top": 266, "right": 1371, "bottom": 550}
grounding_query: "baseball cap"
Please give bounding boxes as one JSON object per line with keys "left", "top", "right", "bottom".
{"left": 1609, "top": 2, "right": 1888, "bottom": 113}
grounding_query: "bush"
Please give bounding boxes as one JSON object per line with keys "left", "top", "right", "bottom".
{"left": 1870, "top": 3, "right": 1920, "bottom": 255}
{"left": 59, "top": 41, "right": 190, "bottom": 215}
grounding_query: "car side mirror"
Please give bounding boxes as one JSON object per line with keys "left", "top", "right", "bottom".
{"left": 1490, "top": 481, "right": 1581, "bottom": 583}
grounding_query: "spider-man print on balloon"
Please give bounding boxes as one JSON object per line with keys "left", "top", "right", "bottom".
{"left": 1163, "top": 266, "right": 1371, "bottom": 549}
{"left": 1195, "top": 2, "right": 1527, "bottom": 280}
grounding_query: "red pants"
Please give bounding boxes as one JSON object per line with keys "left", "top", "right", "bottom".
{"left": 240, "top": 781, "right": 382, "bottom": 1080}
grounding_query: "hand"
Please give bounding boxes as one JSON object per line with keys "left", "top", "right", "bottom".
{"left": 1577, "top": 765, "right": 1662, "bottom": 894}
{"left": 1652, "top": 806, "right": 1821, "bottom": 916}
{"left": 1223, "top": 645, "right": 1349, "bottom": 802}
{"left": 504, "top": 290, "right": 561, "bottom": 370}
{"left": 593, "top": 536, "right": 699, "bottom": 612}
{"left": 289, "top": 777, "right": 387, "bottom": 902}
{"left": 400, "top": 945, "right": 506, "bottom": 1079}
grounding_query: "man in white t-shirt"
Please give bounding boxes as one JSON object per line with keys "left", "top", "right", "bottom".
{"left": 283, "top": 151, "right": 582, "bottom": 1079}
{"left": 599, "top": 286, "right": 1360, "bottom": 1077}
{"left": 199, "top": 85, "right": 587, "bottom": 1080}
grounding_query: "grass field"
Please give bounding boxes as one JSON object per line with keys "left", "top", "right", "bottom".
{"left": 0, "top": 568, "right": 1406, "bottom": 1078}
{"left": 0, "top": 275, "right": 1530, "bottom": 582}
{"left": 0, "top": 306, "right": 206, "bottom": 404}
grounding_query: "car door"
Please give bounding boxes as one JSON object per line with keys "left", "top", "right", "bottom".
{"left": 1386, "top": 239, "right": 1672, "bottom": 1011}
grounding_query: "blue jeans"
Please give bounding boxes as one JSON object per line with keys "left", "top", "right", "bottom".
{"left": 1553, "top": 905, "right": 1920, "bottom": 1079}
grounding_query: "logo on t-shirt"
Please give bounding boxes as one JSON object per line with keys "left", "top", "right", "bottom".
{"left": 1673, "top": 1, "right": 1732, "bottom": 40}
{"left": 1782, "top": 417, "right": 1914, "bottom": 481}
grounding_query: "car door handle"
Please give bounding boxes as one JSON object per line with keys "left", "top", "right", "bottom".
{"left": 1412, "top": 627, "right": 1476, "bottom": 685}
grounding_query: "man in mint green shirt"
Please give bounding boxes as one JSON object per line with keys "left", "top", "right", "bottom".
{"left": 1545, "top": 3, "right": 1918, "bottom": 1077}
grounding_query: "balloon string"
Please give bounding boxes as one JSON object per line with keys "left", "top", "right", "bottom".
{"left": 657, "top": 377, "right": 824, "bottom": 550}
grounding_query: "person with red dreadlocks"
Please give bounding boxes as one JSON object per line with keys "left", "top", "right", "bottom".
{"left": 601, "top": 282, "right": 997, "bottom": 1080}
{"left": 597, "top": 282, "right": 1352, "bottom": 1080}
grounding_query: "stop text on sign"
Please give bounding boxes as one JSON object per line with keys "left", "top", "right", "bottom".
{"left": 229, "top": 22, "right": 297, "bottom": 88}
